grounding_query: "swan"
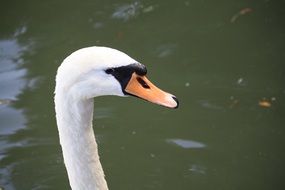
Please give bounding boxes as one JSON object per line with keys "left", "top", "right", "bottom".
{"left": 54, "top": 46, "right": 178, "bottom": 190}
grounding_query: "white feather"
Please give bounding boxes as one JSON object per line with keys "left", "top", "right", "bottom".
{"left": 54, "top": 46, "right": 138, "bottom": 190}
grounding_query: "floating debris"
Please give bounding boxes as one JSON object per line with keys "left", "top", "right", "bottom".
{"left": 237, "top": 78, "right": 243, "bottom": 84}
{"left": 236, "top": 77, "right": 247, "bottom": 86}
{"left": 258, "top": 97, "right": 276, "bottom": 108}
{"left": 258, "top": 99, "right": 271, "bottom": 108}
{"left": 230, "top": 8, "right": 253, "bottom": 23}
{"left": 185, "top": 82, "right": 190, "bottom": 87}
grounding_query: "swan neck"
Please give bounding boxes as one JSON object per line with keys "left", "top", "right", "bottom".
{"left": 55, "top": 94, "right": 108, "bottom": 190}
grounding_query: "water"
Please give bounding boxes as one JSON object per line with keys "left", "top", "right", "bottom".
{"left": 1, "top": 0, "right": 285, "bottom": 189}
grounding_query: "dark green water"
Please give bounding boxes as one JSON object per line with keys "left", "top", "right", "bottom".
{"left": 1, "top": 0, "right": 285, "bottom": 189}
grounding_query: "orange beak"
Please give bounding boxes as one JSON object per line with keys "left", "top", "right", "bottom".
{"left": 125, "top": 73, "right": 179, "bottom": 109}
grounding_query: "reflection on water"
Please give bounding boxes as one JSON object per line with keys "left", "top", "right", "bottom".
{"left": 111, "top": 1, "right": 156, "bottom": 22}
{"left": 167, "top": 139, "right": 206, "bottom": 149}
{"left": 154, "top": 43, "right": 177, "bottom": 58}
{"left": 0, "top": 106, "right": 26, "bottom": 135}
{"left": 0, "top": 40, "right": 27, "bottom": 99}
{"left": 0, "top": 26, "right": 32, "bottom": 189}
{"left": 112, "top": 1, "right": 143, "bottom": 22}
{"left": 198, "top": 100, "right": 225, "bottom": 111}
{"left": 188, "top": 164, "right": 207, "bottom": 175}
{"left": 0, "top": 28, "right": 31, "bottom": 135}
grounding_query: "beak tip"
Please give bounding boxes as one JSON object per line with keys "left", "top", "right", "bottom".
{"left": 172, "top": 96, "right": 179, "bottom": 109}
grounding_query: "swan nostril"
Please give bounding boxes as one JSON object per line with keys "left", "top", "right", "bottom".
{"left": 172, "top": 96, "right": 179, "bottom": 109}
{"left": 136, "top": 77, "right": 150, "bottom": 89}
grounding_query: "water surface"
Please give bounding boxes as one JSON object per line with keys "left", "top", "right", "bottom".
{"left": 0, "top": 0, "right": 285, "bottom": 190}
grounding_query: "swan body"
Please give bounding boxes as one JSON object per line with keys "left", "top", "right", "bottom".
{"left": 54, "top": 46, "right": 178, "bottom": 190}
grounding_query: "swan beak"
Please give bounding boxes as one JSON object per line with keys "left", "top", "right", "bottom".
{"left": 125, "top": 73, "right": 179, "bottom": 109}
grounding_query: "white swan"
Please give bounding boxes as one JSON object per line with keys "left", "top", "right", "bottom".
{"left": 54, "top": 46, "right": 178, "bottom": 190}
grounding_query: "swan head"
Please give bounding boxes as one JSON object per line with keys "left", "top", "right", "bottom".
{"left": 55, "top": 46, "right": 178, "bottom": 108}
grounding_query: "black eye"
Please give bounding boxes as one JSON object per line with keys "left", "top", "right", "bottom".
{"left": 105, "top": 68, "right": 115, "bottom": 74}
{"left": 137, "top": 77, "right": 150, "bottom": 89}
